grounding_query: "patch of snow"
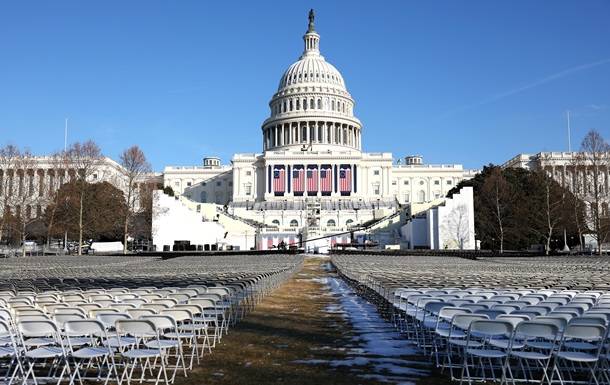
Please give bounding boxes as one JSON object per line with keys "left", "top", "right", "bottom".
{"left": 300, "top": 275, "right": 430, "bottom": 384}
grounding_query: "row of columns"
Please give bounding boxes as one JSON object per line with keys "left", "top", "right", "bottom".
{"left": 0, "top": 168, "right": 77, "bottom": 199}
{"left": 263, "top": 121, "right": 361, "bottom": 150}
{"left": 546, "top": 165, "right": 610, "bottom": 195}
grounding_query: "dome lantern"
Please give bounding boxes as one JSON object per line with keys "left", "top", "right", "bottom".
{"left": 302, "top": 9, "right": 320, "bottom": 57}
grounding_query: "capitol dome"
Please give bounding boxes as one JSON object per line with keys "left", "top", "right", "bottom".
{"left": 262, "top": 10, "right": 362, "bottom": 152}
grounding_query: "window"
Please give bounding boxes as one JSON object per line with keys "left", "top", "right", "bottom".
{"left": 373, "top": 170, "right": 380, "bottom": 176}
{"left": 272, "top": 219, "right": 280, "bottom": 226}
{"left": 418, "top": 190, "right": 426, "bottom": 202}
{"left": 246, "top": 171, "right": 252, "bottom": 176}
{"left": 187, "top": 182, "right": 192, "bottom": 187}
{"left": 434, "top": 180, "right": 440, "bottom": 185}
{"left": 244, "top": 184, "right": 252, "bottom": 195}
{"left": 403, "top": 180, "right": 409, "bottom": 185}
{"left": 419, "top": 180, "right": 425, "bottom": 185}
{"left": 447, "top": 180, "right": 453, "bottom": 185}
{"left": 374, "top": 184, "right": 380, "bottom": 195}
{"left": 404, "top": 194, "right": 410, "bottom": 202}
{"left": 391, "top": 181, "right": 397, "bottom": 185}
{"left": 93, "top": 174, "right": 98, "bottom": 180}
{"left": 200, "top": 191, "right": 207, "bottom": 202}
{"left": 216, "top": 181, "right": 221, "bottom": 186}
{"left": 327, "top": 219, "right": 336, "bottom": 227}
{"left": 202, "top": 182, "right": 207, "bottom": 186}
{"left": 346, "top": 219, "right": 354, "bottom": 227}
{"left": 289, "top": 219, "right": 299, "bottom": 227}
{"left": 229, "top": 182, "right": 233, "bottom": 187}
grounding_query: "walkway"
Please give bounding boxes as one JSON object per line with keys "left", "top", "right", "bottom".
{"left": 175, "top": 256, "right": 445, "bottom": 385}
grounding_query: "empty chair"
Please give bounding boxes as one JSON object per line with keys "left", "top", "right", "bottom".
{"left": 115, "top": 319, "right": 171, "bottom": 385}
{"left": 460, "top": 320, "right": 514, "bottom": 384}
{"left": 0, "top": 320, "right": 23, "bottom": 382}
{"left": 64, "top": 319, "right": 119, "bottom": 385}
{"left": 18, "top": 320, "right": 70, "bottom": 384}
{"left": 503, "top": 321, "right": 560, "bottom": 384}
{"left": 550, "top": 324, "right": 606, "bottom": 385}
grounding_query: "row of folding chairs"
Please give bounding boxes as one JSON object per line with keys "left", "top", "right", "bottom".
{"left": 331, "top": 254, "right": 610, "bottom": 383}
{"left": 0, "top": 258, "right": 303, "bottom": 384}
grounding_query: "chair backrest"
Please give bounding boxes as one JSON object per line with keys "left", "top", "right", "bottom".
{"left": 535, "top": 316, "right": 568, "bottom": 332}
{"left": 160, "top": 308, "right": 193, "bottom": 323}
{"left": 461, "top": 304, "right": 489, "bottom": 312}
{"left": 468, "top": 320, "right": 513, "bottom": 339}
{"left": 189, "top": 298, "right": 216, "bottom": 309}
{"left": 438, "top": 307, "right": 471, "bottom": 322}
{"left": 452, "top": 314, "right": 489, "bottom": 330}
{"left": 515, "top": 321, "right": 559, "bottom": 340}
{"left": 475, "top": 309, "right": 506, "bottom": 320}
{"left": 54, "top": 313, "right": 86, "bottom": 329}
{"left": 115, "top": 319, "right": 157, "bottom": 337}
{"left": 127, "top": 308, "right": 157, "bottom": 319}
{"left": 561, "top": 324, "right": 606, "bottom": 348}
{"left": 64, "top": 319, "right": 106, "bottom": 337}
{"left": 18, "top": 319, "right": 60, "bottom": 337}
{"left": 97, "top": 312, "right": 131, "bottom": 329}
{"left": 141, "top": 315, "right": 177, "bottom": 330}
{"left": 496, "top": 314, "right": 530, "bottom": 327}
{"left": 568, "top": 316, "right": 606, "bottom": 327}
{"left": 54, "top": 307, "right": 86, "bottom": 316}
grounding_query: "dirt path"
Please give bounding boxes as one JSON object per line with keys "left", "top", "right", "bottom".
{"left": 174, "top": 257, "right": 448, "bottom": 385}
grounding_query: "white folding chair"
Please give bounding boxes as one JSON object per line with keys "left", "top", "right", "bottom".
{"left": 17, "top": 320, "right": 71, "bottom": 385}
{"left": 115, "top": 319, "right": 170, "bottom": 385}
{"left": 503, "top": 321, "right": 560, "bottom": 384}
{"left": 550, "top": 324, "right": 606, "bottom": 385}
{"left": 0, "top": 320, "right": 23, "bottom": 384}
{"left": 460, "top": 320, "right": 513, "bottom": 384}
{"left": 64, "top": 319, "right": 119, "bottom": 385}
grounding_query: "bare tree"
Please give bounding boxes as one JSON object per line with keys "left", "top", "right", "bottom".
{"left": 0, "top": 145, "right": 22, "bottom": 244}
{"left": 63, "top": 140, "right": 104, "bottom": 255}
{"left": 577, "top": 130, "right": 610, "bottom": 254}
{"left": 119, "top": 145, "right": 151, "bottom": 254}
{"left": 528, "top": 169, "right": 566, "bottom": 255}
{"left": 44, "top": 151, "right": 68, "bottom": 248}
{"left": 479, "top": 167, "right": 510, "bottom": 253}
{"left": 442, "top": 203, "right": 470, "bottom": 249}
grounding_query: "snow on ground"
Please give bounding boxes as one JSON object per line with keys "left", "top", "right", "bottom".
{"left": 296, "top": 275, "right": 429, "bottom": 384}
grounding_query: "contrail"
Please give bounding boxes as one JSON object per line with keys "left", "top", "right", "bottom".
{"left": 436, "top": 57, "right": 610, "bottom": 119}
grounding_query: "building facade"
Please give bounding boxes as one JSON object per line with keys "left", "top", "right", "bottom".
{"left": 154, "top": 11, "right": 478, "bottom": 251}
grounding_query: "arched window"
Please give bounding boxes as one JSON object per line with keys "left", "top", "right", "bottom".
{"left": 271, "top": 219, "right": 280, "bottom": 226}
{"left": 346, "top": 219, "right": 354, "bottom": 227}
{"left": 418, "top": 190, "right": 426, "bottom": 203}
{"left": 289, "top": 100, "right": 293, "bottom": 111}
{"left": 331, "top": 100, "right": 335, "bottom": 111}
{"left": 296, "top": 99, "right": 300, "bottom": 110}
{"left": 200, "top": 191, "right": 207, "bottom": 202}
{"left": 283, "top": 101, "right": 287, "bottom": 112}
{"left": 317, "top": 99, "right": 322, "bottom": 109}
{"left": 310, "top": 99, "right": 314, "bottom": 109}
{"left": 327, "top": 219, "right": 336, "bottom": 227}
{"left": 289, "top": 219, "right": 299, "bottom": 227}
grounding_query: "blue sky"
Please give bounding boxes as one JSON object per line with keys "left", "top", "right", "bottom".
{"left": 1, "top": 1, "right": 609, "bottom": 171}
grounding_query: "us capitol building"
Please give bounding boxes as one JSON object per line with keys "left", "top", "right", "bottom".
{"left": 155, "top": 11, "right": 477, "bottom": 251}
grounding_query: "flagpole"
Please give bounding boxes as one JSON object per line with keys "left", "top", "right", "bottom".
{"left": 64, "top": 118, "right": 68, "bottom": 152}
{"left": 566, "top": 110, "right": 571, "bottom": 152}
